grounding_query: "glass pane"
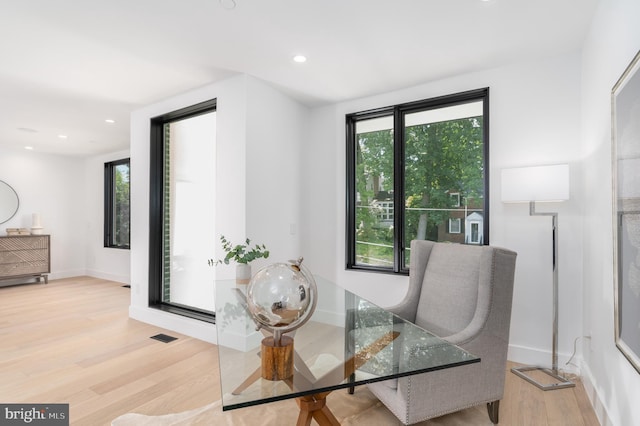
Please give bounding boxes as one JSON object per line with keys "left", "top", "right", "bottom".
{"left": 404, "top": 101, "right": 485, "bottom": 266}
{"left": 354, "top": 116, "right": 394, "bottom": 267}
{"left": 162, "top": 111, "right": 217, "bottom": 313}
{"left": 112, "top": 163, "right": 130, "bottom": 247}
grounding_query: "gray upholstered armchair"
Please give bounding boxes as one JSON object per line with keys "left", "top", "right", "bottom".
{"left": 367, "top": 240, "right": 517, "bottom": 425}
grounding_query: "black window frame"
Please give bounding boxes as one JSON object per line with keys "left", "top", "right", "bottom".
{"left": 346, "top": 88, "right": 490, "bottom": 275}
{"left": 148, "top": 98, "right": 217, "bottom": 323}
{"left": 104, "top": 158, "right": 130, "bottom": 249}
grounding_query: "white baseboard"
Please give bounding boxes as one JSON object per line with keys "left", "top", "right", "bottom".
{"left": 85, "top": 269, "right": 130, "bottom": 284}
{"left": 45, "top": 270, "right": 128, "bottom": 283}
{"left": 129, "top": 305, "right": 217, "bottom": 344}
{"left": 507, "top": 343, "right": 580, "bottom": 375}
{"left": 48, "top": 269, "right": 87, "bottom": 280}
{"left": 579, "top": 363, "right": 614, "bottom": 426}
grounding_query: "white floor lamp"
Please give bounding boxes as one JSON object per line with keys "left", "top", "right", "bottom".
{"left": 501, "top": 164, "right": 575, "bottom": 391}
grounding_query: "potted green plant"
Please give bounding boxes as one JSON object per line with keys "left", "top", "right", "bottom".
{"left": 209, "top": 235, "right": 269, "bottom": 284}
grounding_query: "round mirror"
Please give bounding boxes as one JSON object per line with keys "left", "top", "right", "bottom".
{"left": 0, "top": 180, "right": 19, "bottom": 225}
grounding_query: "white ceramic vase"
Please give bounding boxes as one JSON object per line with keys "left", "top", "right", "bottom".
{"left": 236, "top": 263, "right": 251, "bottom": 284}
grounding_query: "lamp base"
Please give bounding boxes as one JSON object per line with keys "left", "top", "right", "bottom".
{"left": 511, "top": 365, "right": 575, "bottom": 391}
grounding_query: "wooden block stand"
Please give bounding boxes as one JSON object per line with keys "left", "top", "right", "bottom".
{"left": 261, "top": 335, "right": 294, "bottom": 381}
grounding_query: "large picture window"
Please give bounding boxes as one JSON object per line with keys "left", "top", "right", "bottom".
{"left": 104, "top": 158, "right": 130, "bottom": 249}
{"left": 346, "top": 88, "right": 489, "bottom": 274}
{"left": 149, "top": 99, "right": 217, "bottom": 322}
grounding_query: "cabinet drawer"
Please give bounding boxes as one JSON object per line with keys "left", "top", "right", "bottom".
{"left": 0, "top": 248, "right": 49, "bottom": 265}
{"left": 0, "top": 261, "right": 49, "bottom": 277}
{"left": 0, "top": 236, "right": 49, "bottom": 252}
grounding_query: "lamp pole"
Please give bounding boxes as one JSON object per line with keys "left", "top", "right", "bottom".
{"left": 510, "top": 201, "right": 574, "bottom": 390}
{"left": 530, "top": 201, "right": 559, "bottom": 374}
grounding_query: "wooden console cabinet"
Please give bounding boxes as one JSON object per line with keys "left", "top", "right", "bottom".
{"left": 0, "top": 235, "right": 50, "bottom": 285}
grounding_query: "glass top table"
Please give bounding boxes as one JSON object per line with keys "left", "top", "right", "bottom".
{"left": 214, "top": 275, "right": 479, "bottom": 425}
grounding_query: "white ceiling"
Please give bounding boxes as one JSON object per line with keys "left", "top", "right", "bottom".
{"left": 0, "top": 0, "right": 598, "bottom": 157}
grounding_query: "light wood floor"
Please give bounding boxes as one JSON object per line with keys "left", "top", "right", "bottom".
{"left": 0, "top": 277, "right": 600, "bottom": 425}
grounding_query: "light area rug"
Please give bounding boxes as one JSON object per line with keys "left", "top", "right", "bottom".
{"left": 111, "top": 387, "right": 491, "bottom": 425}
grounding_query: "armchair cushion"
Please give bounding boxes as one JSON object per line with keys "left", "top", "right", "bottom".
{"left": 415, "top": 243, "right": 482, "bottom": 337}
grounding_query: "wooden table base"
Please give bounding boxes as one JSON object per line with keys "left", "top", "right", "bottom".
{"left": 232, "top": 331, "right": 400, "bottom": 425}
{"left": 295, "top": 392, "right": 339, "bottom": 426}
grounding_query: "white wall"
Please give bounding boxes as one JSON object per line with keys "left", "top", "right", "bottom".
{"left": 581, "top": 0, "right": 640, "bottom": 424}
{"left": 300, "top": 104, "right": 340, "bottom": 282}
{"left": 0, "top": 146, "right": 87, "bottom": 280}
{"left": 82, "top": 150, "right": 131, "bottom": 284}
{"left": 245, "top": 77, "right": 309, "bottom": 265}
{"left": 129, "top": 75, "right": 307, "bottom": 343}
{"left": 302, "top": 53, "right": 585, "bottom": 372}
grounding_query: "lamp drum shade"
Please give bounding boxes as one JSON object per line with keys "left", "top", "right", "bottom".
{"left": 501, "top": 164, "right": 570, "bottom": 203}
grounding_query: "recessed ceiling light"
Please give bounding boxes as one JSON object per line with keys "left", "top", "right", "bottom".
{"left": 58, "top": 134, "right": 68, "bottom": 139}
{"left": 105, "top": 119, "right": 115, "bottom": 124}
{"left": 293, "top": 55, "right": 307, "bottom": 63}
{"left": 25, "top": 146, "right": 34, "bottom": 150}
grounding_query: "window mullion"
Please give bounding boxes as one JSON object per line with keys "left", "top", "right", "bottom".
{"left": 345, "top": 118, "right": 357, "bottom": 269}
{"left": 482, "top": 90, "right": 491, "bottom": 245}
{"left": 393, "top": 107, "right": 404, "bottom": 273}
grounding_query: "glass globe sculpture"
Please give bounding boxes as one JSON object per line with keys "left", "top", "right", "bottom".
{"left": 247, "top": 257, "right": 317, "bottom": 344}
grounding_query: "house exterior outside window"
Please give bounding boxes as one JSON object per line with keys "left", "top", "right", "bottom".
{"left": 465, "top": 213, "right": 484, "bottom": 245}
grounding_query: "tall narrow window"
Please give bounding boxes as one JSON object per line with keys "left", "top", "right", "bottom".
{"left": 104, "top": 158, "right": 130, "bottom": 249}
{"left": 346, "top": 88, "right": 489, "bottom": 274}
{"left": 149, "top": 99, "right": 217, "bottom": 322}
